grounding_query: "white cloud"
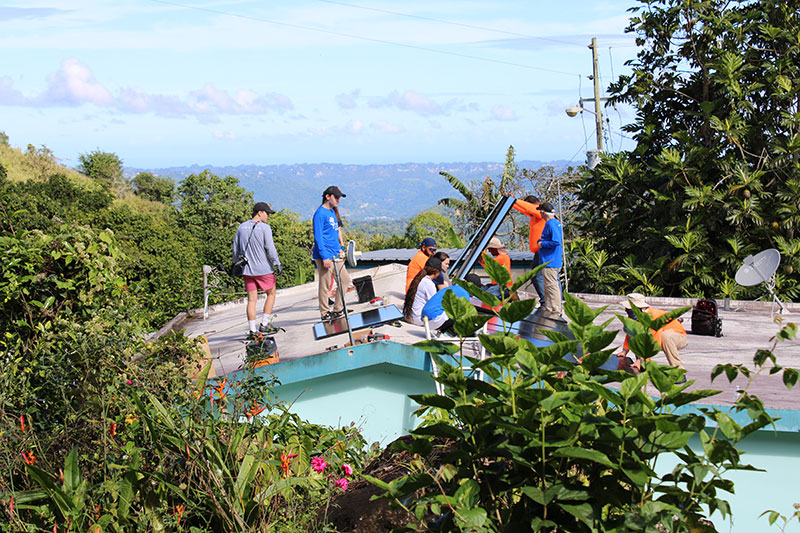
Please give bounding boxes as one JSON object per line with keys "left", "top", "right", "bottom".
{"left": 490, "top": 105, "right": 517, "bottom": 121}
{"left": 336, "top": 89, "right": 360, "bottom": 109}
{"left": 213, "top": 130, "right": 237, "bottom": 139}
{"left": 0, "top": 59, "right": 294, "bottom": 120}
{"left": 42, "top": 58, "right": 113, "bottom": 106}
{"left": 0, "top": 76, "right": 25, "bottom": 105}
{"left": 345, "top": 119, "right": 363, "bottom": 134}
{"left": 369, "top": 90, "right": 453, "bottom": 116}
{"left": 370, "top": 120, "right": 404, "bottom": 134}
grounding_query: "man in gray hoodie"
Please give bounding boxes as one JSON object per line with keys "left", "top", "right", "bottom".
{"left": 232, "top": 202, "right": 282, "bottom": 334}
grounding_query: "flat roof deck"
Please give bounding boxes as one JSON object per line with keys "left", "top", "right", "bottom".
{"left": 173, "top": 264, "right": 800, "bottom": 411}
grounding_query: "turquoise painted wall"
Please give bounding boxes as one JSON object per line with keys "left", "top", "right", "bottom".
{"left": 270, "top": 362, "right": 436, "bottom": 446}
{"left": 658, "top": 431, "right": 800, "bottom": 532}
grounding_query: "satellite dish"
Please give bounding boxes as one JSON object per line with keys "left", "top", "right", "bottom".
{"left": 345, "top": 240, "right": 361, "bottom": 268}
{"left": 735, "top": 248, "right": 781, "bottom": 286}
{"left": 735, "top": 248, "right": 787, "bottom": 314}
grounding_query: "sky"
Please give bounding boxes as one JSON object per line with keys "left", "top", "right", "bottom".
{"left": 0, "top": 0, "right": 641, "bottom": 169}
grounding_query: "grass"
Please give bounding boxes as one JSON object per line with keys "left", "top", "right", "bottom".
{"left": 0, "top": 141, "right": 91, "bottom": 185}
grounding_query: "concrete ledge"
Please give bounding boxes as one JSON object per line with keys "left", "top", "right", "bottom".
{"left": 574, "top": 293, "right": 799, "bottom": 314}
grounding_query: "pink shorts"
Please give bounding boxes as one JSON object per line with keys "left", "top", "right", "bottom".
{"left": 243, "top": 274, "right": 276, "bottom": 292}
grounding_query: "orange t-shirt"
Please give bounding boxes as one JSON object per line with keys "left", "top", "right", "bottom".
{"left": 406, "top": 250, "right": 429, "bottom": 291}
{"left": 623, "top": 307, "right": 687, "bottom": 351}
{"left": 512, "top": 199, "right": 545, "bottom": 253}
{"left": 481, "top": 252, "right": 513, "bottom": 287}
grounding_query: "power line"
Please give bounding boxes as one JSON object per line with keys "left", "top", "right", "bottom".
{"left": 314, "top": 0, "right": 581, "bottom": 47}
{"left": 148, "top": 0, "right": 580, "bottom": 76}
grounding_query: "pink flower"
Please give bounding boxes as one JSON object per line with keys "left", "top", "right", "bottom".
{"left": 342, "top": 463, "right": 354, "bottom": 476}
{"left": 311, "top": 456, "right": 327, "bottom": 473}
{"left": 334, "top": 477, "right": 349, "bottom": 491}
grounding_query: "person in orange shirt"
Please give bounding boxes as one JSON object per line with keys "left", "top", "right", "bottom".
{"left": 512, "top": 195, "right": 547, "bottom": 306}
{"left": 406, "top": 237, "right": 437, "bottom": 292}
{"left": 482, "top": 237, "right": 512, "bottom": 284}
{"left": 617, "top": 293, "right": 688, "bottom": 380}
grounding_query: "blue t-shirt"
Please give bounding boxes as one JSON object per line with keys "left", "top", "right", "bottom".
{"left": 312, "top": 205, "right": 341, "bottom": 260}
{"left": 539, "top": 218, "right": 563, "bottom": 268}
{"left": 422, "top": 285, "right": 470, "bottom": 320}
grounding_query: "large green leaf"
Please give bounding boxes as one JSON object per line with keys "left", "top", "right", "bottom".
{"left": 497, "top": 298, "right": 537, "bottom": 324}
{"left": 409, "top": 393, "right": 456, "bottom": 410}
{"left": 553, "top": 447, "right": 614, "bottom": 468}
{"left": 482, "top": 252, "right": 511, "bottom": 288}
{"left": 452, "top": 278, "right": 501, "bottom": 309}
{"left": 443, "top": 288, "right": 478, "bottom": 319}
{"left": 563, "top": 293, "right": 606, "bottom": 327}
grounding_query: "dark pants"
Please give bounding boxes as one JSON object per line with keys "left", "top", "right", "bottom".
{"left": 531, "top": 252, "right": 546, "bottom": 306}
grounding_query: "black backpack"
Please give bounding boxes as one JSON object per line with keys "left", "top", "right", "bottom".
{"left": 691, "top": 298, "right": 723, "bottom": 337}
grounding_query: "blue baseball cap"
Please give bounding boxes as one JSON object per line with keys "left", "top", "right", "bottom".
{"left": 421, "top": 237, "right": 437, "bottom": 248}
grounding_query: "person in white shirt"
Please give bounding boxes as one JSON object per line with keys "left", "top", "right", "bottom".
{"left": 403, "top": 256, "right": 443, "bottom": 325}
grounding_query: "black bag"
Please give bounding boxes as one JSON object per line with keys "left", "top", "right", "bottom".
{"left": 232, "top": 222, "right": 257, "bottom": 277}
{"left": 691, "top": 298, "right": 723, "bottom": 337}
{"left": 232, "top": 255, "right": 248, "bottom": 277}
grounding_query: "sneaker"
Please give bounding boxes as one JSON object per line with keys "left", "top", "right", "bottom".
{"left": 259, "top": 314, "right": 278, "bottom": 332}
{"left": 321, "top": 310, "right": 345, "bottom": 321}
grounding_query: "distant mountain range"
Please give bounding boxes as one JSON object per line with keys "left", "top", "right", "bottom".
{"left": 124, "top": 160, "right": 571, "bottom": 221}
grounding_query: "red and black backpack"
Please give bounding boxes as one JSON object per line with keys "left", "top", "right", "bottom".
{"left": 691, "top": 298, "right": 723, "bottom": 337}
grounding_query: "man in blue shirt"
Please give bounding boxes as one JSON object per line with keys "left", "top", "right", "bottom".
{"left": 232, "top": 202, "right": 282, "bottom": 334}
{"left": 537, "top": 202, "right": 563, "bottom": 316}
{"left": 313, "top": 186, "right": 351, "bottom": 320}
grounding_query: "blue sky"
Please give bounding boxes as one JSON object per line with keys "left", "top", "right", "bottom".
{"left": 0, "top": 0, "right": 640, "bottom": 168}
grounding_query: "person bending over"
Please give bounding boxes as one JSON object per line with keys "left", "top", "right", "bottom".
{"left": 403, "top": 257, "right": 442, "bottom": 325}
{"left": 616, "top": 293, "right": 688, "bottom": 382}
{"left": 421, "top": 284, "right": 470, "bottom": 336}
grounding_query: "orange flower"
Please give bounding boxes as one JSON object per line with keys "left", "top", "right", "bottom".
{"left": 245, "top": 404, "right": 266, "bottom": 420}
{"left": 19, "top": 414, "right": 26, "bottom": 433}
{"left": 109, "top": 422, "right": 117, "bottom": 438}
{"left": 280, "top": 452, "right": 298, "bottom": 477}
{"left": 173, "top": 504, "right": 186, "bottom": 525}
{"left": 213, "top": 378, "right": 228, "bottom": 400}
{"left": 21, "top": 451, "right": 36, "bottom": 465}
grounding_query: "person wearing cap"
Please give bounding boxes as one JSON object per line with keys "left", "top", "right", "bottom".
{"left": 512, "top": 195, "right": 547, "bottom": 306}
{"left": 617, "top": 293, "right": 688, "bottom": 377}
{"left": 405, "top": 237, "right": 438, "bottom": 292}
{"left": 312, "top": 186, "right": 352, "bottom": 321}
{"left": 232, "top": 201, "right": 283, "bottom": 335}
{"left": 537, "top": 202, "right": 563, "bottom": 315}
{"left": 403, "top": 256, "right": 443, "bottom": 326}
{"left": 480, "top": 236, "right": 513, "bottom": 297}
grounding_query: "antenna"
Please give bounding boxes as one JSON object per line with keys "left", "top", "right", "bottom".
{"left": 734, "top": 248, "right": 787, "bottom": 315}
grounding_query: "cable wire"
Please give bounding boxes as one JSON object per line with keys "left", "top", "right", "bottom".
{"left": 314, "top": 0, "right": 581, "bottom": 47}
{"left": 148, "top": 0, "right": 580, "bottom": 76}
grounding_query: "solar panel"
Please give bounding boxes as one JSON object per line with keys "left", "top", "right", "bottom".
{"left": 312, "top": 305, "right": 404, "bottom": 340}
{"left": 449, "top": 195, "right": 517, "bottom": 281}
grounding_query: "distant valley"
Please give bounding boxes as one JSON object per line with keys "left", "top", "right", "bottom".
{"left": 124, "top": 160, "right": 571, "bottom": 221}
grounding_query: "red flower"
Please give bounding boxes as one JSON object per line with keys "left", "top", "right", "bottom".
{"left": 109, "top": 422, "right": 117, "bottom": 438}
{"left": 19, "top": 414, "right": 26, "bottom": 433}
{"left": 21, "top": 451, "right": 36, "bottom": 465}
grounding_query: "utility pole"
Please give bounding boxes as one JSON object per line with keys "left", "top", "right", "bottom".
{"left": 589, "top": 37, "right": 605, "bottom": 152}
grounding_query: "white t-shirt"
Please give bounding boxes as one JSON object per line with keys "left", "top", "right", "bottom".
{"left": 411, "top": 276, "right": 437, "bottom": 325}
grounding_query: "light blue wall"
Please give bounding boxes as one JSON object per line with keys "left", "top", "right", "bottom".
{"left": 658, "top": 430, "right": 800, "bottom": 532}
{"left": 270, "top": 362, "right": 435, "bottom": 446}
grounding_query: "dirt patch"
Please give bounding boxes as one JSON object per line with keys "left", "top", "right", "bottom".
{"left": 325, "top": 436, "right": 455, "bottom": 532}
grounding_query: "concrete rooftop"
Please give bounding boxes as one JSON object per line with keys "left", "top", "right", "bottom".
{"left": 170, "top": 264, "right": 800, "bottom": 411}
